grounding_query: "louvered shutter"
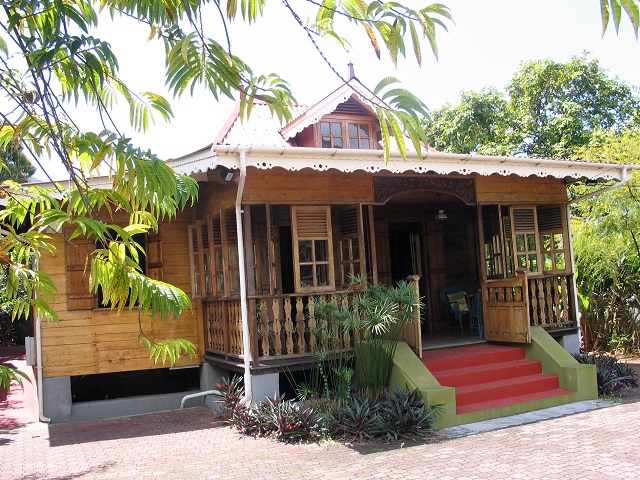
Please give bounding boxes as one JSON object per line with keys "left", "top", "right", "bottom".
{"left": 337, "top": 205, "right": 365, "bottom": 288}
{"left": 512, "top": 208, "right": 536, "bottom": 232}
{"left": 537, "top": 206, "right": 563, "bottom": 231}
{"left": 66, "top": 236, "right": 97, "bottom": 310}
{"left": 510, "top": 207, "right": 540, "bottom": 273}
{"left": 146, "top": 233, "right": 163, "bottom": 281}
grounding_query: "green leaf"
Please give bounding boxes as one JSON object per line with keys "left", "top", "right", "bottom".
{"left": 0, "top": 364, "right": 30, "bottom": 390}
{"left": 139, "top": 337, "right": 197, "bottom": 367}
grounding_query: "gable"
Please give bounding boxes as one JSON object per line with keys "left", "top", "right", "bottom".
{"left": 280, "top": 80, "right": 382, "bottom": 141}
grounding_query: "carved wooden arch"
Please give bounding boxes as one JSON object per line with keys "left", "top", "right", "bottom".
{"left": 373, "top": 175, "right": 476, "bottom": 205}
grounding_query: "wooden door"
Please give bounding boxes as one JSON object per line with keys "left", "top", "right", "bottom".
{"left": 482, "top": 272, "right": 532, "bottom": 343}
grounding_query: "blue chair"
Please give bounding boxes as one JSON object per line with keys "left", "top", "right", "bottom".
{"left": 449, "top": 298, "right": 465, "bottom": 334}
{"left": 466, "top": 291, "right": 483, "bottom": 338}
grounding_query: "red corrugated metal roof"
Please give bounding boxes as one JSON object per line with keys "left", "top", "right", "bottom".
{"left": 214, "top": 101, "right": 309, "bottom": 147}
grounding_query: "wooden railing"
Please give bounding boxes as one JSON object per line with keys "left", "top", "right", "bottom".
{"left": 203, "top": 276, "right": 422, "bottom": 365}
{"left": 528, "top": 274, "right": 575, "bottom": 329}
{"left": 203, "top": 292, "right": 359, "bottom": 365}
{"left": 482, "top": 271, "right": 576, "bottom": 343}
{"left": 250, "top": 292, "right": 358, "bottom": 363}
{"left": 203, "top": 297, "right": 243, "bottom": 358}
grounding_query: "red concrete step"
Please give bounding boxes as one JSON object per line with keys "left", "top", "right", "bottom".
{"left": 420, "top": 344, "right": 576, "bottom": 415}
{"left": 422, "top": 345, "right": 525, "bottom": 372}
{"left": 455, "top": 373, "right": 560, "bottom": 407}
{"left": 431, "top": 359, "right": 543, "bottom": 388}
{"left": 456, "top": 387, "right": 577, "bottom": 415}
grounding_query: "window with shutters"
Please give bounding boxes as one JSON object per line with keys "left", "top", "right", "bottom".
{"left": 512, "top": 207, "right": 540, "bottom": 273}
{"left": 189, "top": 210, "right": 241, "bottom": 298}
{"left": 291, "top": 206, "right": 335, "bottom": 292}
{"left": 337, "top": 206, "right": 365, "bottom": 288}
{"left": 538, "top": 205, "right": 567, "bottom": 272}
{"left": 503, "top": 205, "right": 568, "bottom": 276}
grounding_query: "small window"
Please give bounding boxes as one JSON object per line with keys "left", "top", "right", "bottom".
{"left": 503, "top": 205, "right": 568, "bottom": 276}
{"left": 319, "top": 119, "right": 372, "bottom": 150}
{"left": 538, "top": 206, "right": 567, "bottom": 272}
{"left": 189, "top": 210, "right": 242, "bottom": 298}
{"left": 511, "top": 208, "right": 539, "bottom": 273}
{"left": 348, "top": 123, "right": 370, "bottom": 149}
{"left": 291, "top": 206, "right": 335, "bottom": 292}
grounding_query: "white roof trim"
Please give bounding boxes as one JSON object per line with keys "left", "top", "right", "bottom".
{"left": 211, "top": 145, "right": 636, "bottom": 182}
{"left": 280, "top": 80, "right": 383, "bottom": 140}
{"left": 168, "top": 149, "right": 220, "bottom": 176}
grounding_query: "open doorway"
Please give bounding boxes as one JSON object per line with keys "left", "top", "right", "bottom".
{"left": 388, "top": 222, "right": 423, "bottom": 283}
{"left": 388, "top": 222, "right": 429, "bottom": 337}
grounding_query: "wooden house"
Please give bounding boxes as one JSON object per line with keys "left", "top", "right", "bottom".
{"left": 35, "top": 76, "right": 623, "bottom": 425}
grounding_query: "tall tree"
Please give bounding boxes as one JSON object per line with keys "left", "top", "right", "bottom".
{"left": 507, "top": 57, "right": 640, "bottom": 158}
{"left": 424, "top": 56, "right": 640, "bottom": 159}
{"left": 0, "top": 145, "right": 36, "bottom": 183}
{"left": 0, "top": 0, "right": 450, "bottom": 366}
{"left": 423, "top": 88, "right": 515, "bottom": 156}
{"left": 0, "top": 1, "right": 637, "bottom": 373}
{"left": 571, "top": 129, "right": 640, "bottom": 351}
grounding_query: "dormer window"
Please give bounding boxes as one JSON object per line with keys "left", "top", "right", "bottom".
{"left": 319, "top": 120, "right": 372, "bottom": 149}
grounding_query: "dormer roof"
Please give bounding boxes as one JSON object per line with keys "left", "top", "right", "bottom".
{"left": 279, "top": 79, "right": 383, "bottom": 141}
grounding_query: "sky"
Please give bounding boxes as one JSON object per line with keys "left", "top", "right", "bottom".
{"left": 32, "top": 0, "right": 640, "bottom": 180}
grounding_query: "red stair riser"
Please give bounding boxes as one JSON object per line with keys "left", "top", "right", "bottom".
{"left": 456, "top": 388, "right": 576, "bottom": 415}
{"left": 455, "top": 374, "right": 560, "bottom": 407}
{"left": 422, "top": 346, "right": 525, "bottom": 372}
{"left": 433, "top": 359, "right": 542, "bottom": 387}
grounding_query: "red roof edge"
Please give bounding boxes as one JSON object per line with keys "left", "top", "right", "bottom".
{"left": 212, "top": 102, "right": 241, "bottom": 145}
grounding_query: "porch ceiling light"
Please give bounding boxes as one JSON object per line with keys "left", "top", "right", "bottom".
{"left": 220, "top": 167, "right": 236, "bottom": 182}
{"left": 436, "top": 209, "right": 448, "bottom": 222}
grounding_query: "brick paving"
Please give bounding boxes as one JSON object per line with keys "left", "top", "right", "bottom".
{"left": 2, "top": 348, "right": 640, "bottom": 480}
{"left": 1, "top": 401, "right": 639, "bottom": 479}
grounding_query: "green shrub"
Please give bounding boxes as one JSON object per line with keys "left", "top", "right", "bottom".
{"left": 217, "top": 377, "right": 438, "bottom": 444}
{"left": 327, "top": 392, "right": 384, "bottom": 442}
{"left": 313, "top": 276, "right": 421, "bottom": 393}
{"left": 376, "top": 388, "right": 439, "bottom": 441}
{"left": 573, "top": 352, "right": 639, "bottom": 395}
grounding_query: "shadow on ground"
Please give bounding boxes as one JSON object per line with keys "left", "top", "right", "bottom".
{"left": 48, "top": 407, "right": 227, "bottom": 447}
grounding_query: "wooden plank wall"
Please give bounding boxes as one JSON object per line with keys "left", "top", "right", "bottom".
{"left": 40, "top": 209, "right": 203, "bottom": 378}
{"left": 476, "top": 175, "right": 567, "bottom": 204}
{"left": 243, "top": 167, "right": 374, "bottom": 204}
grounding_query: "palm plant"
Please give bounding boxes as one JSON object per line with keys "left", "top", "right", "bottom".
{"left": 319, "top": 275, "right": 422, "bottom": 392}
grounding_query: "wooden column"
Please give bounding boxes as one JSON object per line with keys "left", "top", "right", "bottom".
{"left": 399, "top": 275, "right": 422, "bottom": 355}
{"left": 243, "top": 205, "right": 261, "bottom": 366}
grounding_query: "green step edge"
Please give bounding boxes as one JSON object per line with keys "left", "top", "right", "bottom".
{"left": 388, "top": 327, "right": 597, "bottom": 430}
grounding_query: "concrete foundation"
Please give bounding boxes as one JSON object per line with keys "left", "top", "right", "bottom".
{"left": 557, "top": 332, "right": 581, "bottom": 355}
{"left": 71, "top": 391, "right": 201, "bottom": 422}
{"left": 249, "top": 372, "right": 280, "bottom": 403}
{"left": 42, "top": 376, "right": 72, "bottom": 423}
{"left": 42, "top": 365, "right": 215, "bottom": 423}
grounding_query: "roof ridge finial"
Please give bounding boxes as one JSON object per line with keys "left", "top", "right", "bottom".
{"left": 348, "top": 62, "right": 355, "bottom": 80}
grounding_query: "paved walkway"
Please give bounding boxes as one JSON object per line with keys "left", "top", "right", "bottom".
{"left": 2, "top": 402, "right": 639, "bottom": 479}
{"left": 2, "top": 348, "right": 640, "bottom": 479}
